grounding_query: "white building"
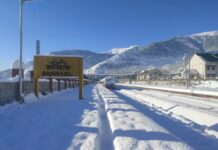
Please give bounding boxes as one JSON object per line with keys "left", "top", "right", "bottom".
{"left": 190, "top": 53, "right": 218, "bottom": 78}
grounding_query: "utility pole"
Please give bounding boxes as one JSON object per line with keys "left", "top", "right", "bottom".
{"left": 19, "top": 0, "right": 24, "bottom": 103}
{"left": 19, "top": 0, "right": 31, "bottom": 103}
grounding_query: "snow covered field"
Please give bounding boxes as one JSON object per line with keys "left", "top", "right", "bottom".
{"left": 0, "top": 84, "right": 218, "bottom": 150}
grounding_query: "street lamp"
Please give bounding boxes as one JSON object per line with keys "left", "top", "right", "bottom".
{"left": 19, "top": 0, "right": 31, "bottom": 103}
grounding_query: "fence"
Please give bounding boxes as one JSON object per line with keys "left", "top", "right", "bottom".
{"left": 118, "top": 77, "right": 218, "bottom": 89}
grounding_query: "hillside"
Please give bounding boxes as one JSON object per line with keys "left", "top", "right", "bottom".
{"left": 1, "top": 31, "right": 218, "bottom": 79}
{"left": 86, "top": 31, "right": 218, "bottom": 74}
{"left": 50, "top": 50, "right": 113, "bottom": 69}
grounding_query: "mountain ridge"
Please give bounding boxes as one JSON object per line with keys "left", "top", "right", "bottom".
{"left": 1, "top": 30, "right": 218, "bottom": 80}
{"left": 86, "top": 30, "right": 218, "bottom": 74}
{"left": 50, "top": 49, "right": 113, "bottom": 69}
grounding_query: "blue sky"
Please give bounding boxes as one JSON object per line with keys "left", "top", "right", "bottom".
{"left": 0, "top": 0, "right": 218, "bottom": 71}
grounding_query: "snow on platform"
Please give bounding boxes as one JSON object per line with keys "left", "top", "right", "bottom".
{"left": 117, "top": 87, "right": 218, "bottom": 139}
{"left": 1, "top": 84, "right": 218, "bottom": 150}
{"left": 0, "top": 85, "right": 99, "bottom": 150}
{"left": 97, "top": 85, "right": 192, "bottom": 150}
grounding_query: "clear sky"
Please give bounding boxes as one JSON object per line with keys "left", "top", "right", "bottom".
{"left": 0, "top": 0, "right": 218, "bottom": 71}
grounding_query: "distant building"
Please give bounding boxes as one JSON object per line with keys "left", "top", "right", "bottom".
{"left": 137, "top": 68, "right": 163, "bottom": 80}
{"left": 190, "top": 53, "right": 218, "bottom": 78}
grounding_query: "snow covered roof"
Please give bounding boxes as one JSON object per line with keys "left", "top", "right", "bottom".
{"left": 196, "top": 53, "right": 218, "bottom": 62}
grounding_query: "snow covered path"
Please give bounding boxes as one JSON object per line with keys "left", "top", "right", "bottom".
{"left": 0, "top": 85, "right": 99, "bottom": 150}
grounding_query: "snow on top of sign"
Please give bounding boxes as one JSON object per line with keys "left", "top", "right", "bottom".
{"left": 34, "top": 55, "right": 83, "bottom": 58}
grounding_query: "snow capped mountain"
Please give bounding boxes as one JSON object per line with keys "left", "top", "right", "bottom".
{"left": 1, "top": 30, "right": 218, "bottom": 79}
{"left": 86, "top": 44, "right": 184, "bottom": 74}
{"left": 0, "top": 50, "right": 112, "bottom": 80}
{"left": 50, "top": 50, "right": 113, "bottom": 69}
{"left": 86, "top": 31, "right": 218, "bottom": 74}
{"left": 190, "top": 31, "right": 218, "bottom": 37}
{"left": 188, "top": 31, "right": 218, "bottom": 52}
{"left": 0, "top": 69, "right": 11, "bottom": 80}
{"left": 106, "top": 45, "right": 138, "bottom": 55}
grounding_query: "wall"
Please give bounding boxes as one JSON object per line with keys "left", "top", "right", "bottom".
{"left": 190, "top": 54, "right": 206, "bottom": 77}
{"left": 0, "top": 80, "right": 69, "bottom": 106}
{"left": 0, "top": 82, "right": 19, "bottom": 105}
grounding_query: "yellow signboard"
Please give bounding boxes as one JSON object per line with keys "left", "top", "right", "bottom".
{"left": 34, "top": 55, "right": 83, "bottom": 99}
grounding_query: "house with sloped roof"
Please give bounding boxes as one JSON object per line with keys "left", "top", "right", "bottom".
{"left": 190, "top": 53, "right": 218, "bottom": 78}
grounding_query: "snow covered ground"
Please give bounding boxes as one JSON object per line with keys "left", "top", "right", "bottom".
{"left": 0, "top": 85, "right": 99, "bottom": 150}
{"left": 0, "top": 84, "right": 218, "bottom": 150}
{"left": 98, "top": 85, "right": 218, "bottom": 150}
{"left": 98, "top": 85, "right": 192, "bottom": 150}
{"left": 117, "top": 85, "right": 218, "bottom": 138}
{"left": 193, "top": 80, "right": 218, "bottom": 89}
